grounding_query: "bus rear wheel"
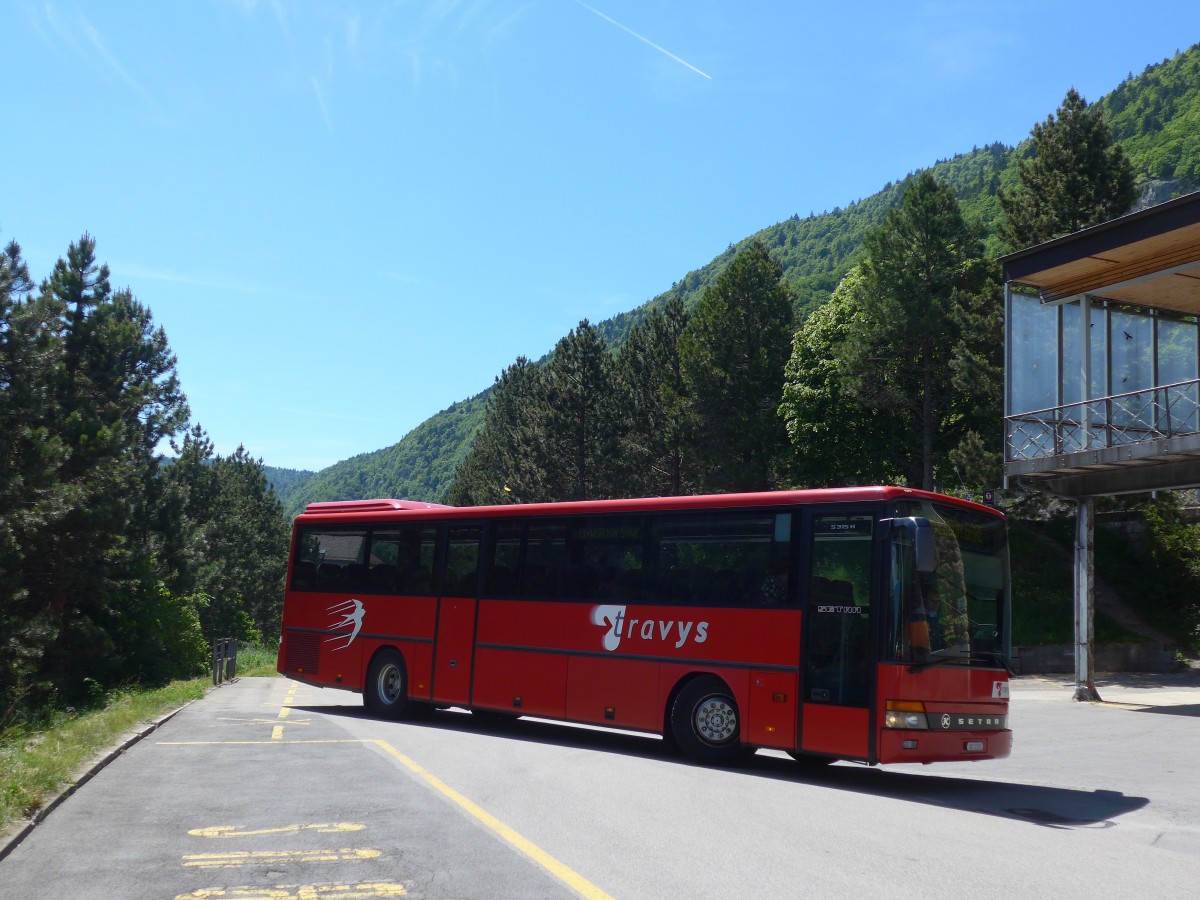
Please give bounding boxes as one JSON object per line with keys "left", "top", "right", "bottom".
{"left": 670, "top": 676, "right": 743, "bottom": 765}
{"left": 364, "top": 649, "right": 410, "bottom": 719}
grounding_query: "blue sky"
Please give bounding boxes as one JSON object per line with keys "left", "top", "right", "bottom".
{"left": 6, "top": 1, "right": 1198, "bottom": 471}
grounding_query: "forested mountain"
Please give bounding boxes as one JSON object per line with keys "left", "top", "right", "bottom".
{"left": 273, "top": 396, "right": 486, "bottom": 517}
{"left": 276, "top": 43, "right": 1200, "bottom": 510}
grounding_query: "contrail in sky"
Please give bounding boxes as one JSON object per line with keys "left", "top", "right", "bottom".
{"left": 574, "top": 1, "right": 712, "bottom": 80}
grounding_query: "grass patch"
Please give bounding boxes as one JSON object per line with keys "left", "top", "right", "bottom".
{"left": 235, "top": 643, "right": 280, "bottom": 678}
{"left": 0, "top": 679, "right": 209, "bottom": 835}
{"left": 0, "top": 644, "right": 278, "bottom": 835}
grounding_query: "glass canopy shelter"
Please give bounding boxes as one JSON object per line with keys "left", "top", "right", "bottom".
{"left": 1002, "top": 190, "right": 1200, "bottom": 699}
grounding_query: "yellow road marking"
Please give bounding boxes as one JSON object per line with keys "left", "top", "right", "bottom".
{"left": 374, "top": 742, "right": 614, "bottom": 900}
{"left": 189, "top": 824, "right": 366, "bottom": 839}
{"left": 161, "top": 738, "right": 613, "bottom": 898}
{"left": 174, "top": 882, "right": 407, "bottom": 899}
{"left": 183, "top": 848, "right": 381, "bottom": 868}
{"left": 159, "top": 740, "right": 366, "bottom": 746}
{"left": 272, "top": 684, "right": 300, "bottom": 739}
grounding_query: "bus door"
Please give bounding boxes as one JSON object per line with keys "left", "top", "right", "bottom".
{"left": 799, "top": 511, "right": 876, "bottom": 761}
{"left": 431, "top": 524, "right": 482, "bottom": 706}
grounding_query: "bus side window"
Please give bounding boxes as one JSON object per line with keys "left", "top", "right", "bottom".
{"left": 648, "top": 511, "right": 791, "bottom": 607}
{"left": 444, "top": 526, "right": 482, "bottom": 598}
{"left": 293, "top": 560, "right": 317, "bottom": 591}
{"left": 485, "top": 523, "right": 523, "bottom": 597}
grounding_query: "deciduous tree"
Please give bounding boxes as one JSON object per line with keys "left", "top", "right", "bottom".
{"left": 797, "top": 173, "right": 1000, "bottom": 492}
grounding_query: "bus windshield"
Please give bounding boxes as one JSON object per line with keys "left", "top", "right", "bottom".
{"left": 887, "top": 499, "right": 1010, "bottom": 669}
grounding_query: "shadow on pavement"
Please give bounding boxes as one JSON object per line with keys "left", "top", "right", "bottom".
{"left": 289, "top": 702, "right": 1147, "bottom": 829}
{"left": 1128, "top": 703, "right": 1200, "bottom": 717}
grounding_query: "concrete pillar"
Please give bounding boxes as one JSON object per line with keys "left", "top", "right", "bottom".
{"left": 1073, "top": 497, "right": 1101, "bottom": 701}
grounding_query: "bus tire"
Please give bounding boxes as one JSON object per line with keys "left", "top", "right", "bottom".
{"left": 364, "top": 649, "right": 409, "bottom": 719}
{"left": 669, "top": 675, "right": 743, "bottom": 765}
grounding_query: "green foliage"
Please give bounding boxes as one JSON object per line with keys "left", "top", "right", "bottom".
{"left": 0, "top": 235, "right": 288, "bottom": 717}
{"left": 1101, "top": 50, "right": 1200, "bottom": 186}
{"left": 262, "top": 466, "right": 316, "bottom": 511}
{"left": 1, "top": 677, "right": 209, "bottom": 832}
{"left": 680, "top": 239, "right": 795, "bottom": 492}
{"left": 235, "top": 643, "right": 282, "bottom": 677}
{"left": 536, "top": 321, "right": 625, "bottom": 501}
{"left": 614, "top": 294, "right": 696, "bottom": 496}
{"left": 998, "top": 87, "right": 1137, "bottom": 249}
{"left": 780, "top": 268, "right": 904, "bottom": 486}
{"left": 1090, "top": 497, "right": 1200, "bottom": 653}
{"left": 286, "top": 394, "right": 486, "bottom": 512}
{"left": 127, "top": 585, "right": 209, "bottom": 683}
{"left": 781, "top": 174, "right": 1001, "bottom": 493}
{"left": 447, "top": 359, "right": 544, "bottom": 506}
{"left": 162, "top": 431, "right": 289, "bottom": 642}
{"left": 1007, "top": 521, "right": 1133, "bottom": 646}
{"left": 451, "top": 322, "right": 628, "bottom": 504}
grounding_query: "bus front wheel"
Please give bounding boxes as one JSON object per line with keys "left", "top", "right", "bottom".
{"left": 670, "top": 676, "right": 743, "bottom": 765}
{"left": 364, "top": 649, "right": 409, "bottom": 719}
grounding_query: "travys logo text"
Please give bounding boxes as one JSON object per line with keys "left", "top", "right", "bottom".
{"left": 591, "top": 605, "right": 708, "bottom": 652}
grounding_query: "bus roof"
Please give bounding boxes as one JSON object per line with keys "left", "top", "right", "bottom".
{"left": 302, "top": 499, "right": 452, "bottom": 515}
{"left": 297, "top": 487, "right": 1002, "bottom": 524}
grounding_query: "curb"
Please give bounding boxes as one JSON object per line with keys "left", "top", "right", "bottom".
{"left": 0, "top": 698, "right": 199, "bottom": 864}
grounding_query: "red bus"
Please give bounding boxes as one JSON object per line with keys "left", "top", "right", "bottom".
{"left": 277, "top": 487, "right": 1012, "bottom": 765}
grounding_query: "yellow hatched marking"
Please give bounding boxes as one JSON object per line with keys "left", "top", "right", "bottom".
{"left": 160, "top": 738, "right": 611, "bottom": 897}
{"left": 174, "top": 882, "right": 406, "bottom": 899}
{"left": 189, "top": 824, "right": 366, "bottom": 839}
{"left": 183, "top": 848, "right": 381, "bottom": 868}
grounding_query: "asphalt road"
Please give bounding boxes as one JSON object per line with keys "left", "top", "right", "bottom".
{"left": 1, "top": 672, "right": 1198, "bottom": 899}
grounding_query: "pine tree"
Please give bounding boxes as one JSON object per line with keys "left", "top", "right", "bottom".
{"left": 15, "top": 236, "right": 191, "bottom": 701}
{"left": 0, "top": 238, "right": 56, "bottom": 709}
{"left": 998, "top": 87, "right": 1137, "bottom": 249}
{"left": 614, "top": 294, "right": 695, "bottom": 496}
{"left": 679, "top": 240, "right": 794, "bottom": 493}
{"left": 196, "top": 446, "right": 290, "bottom": 641}
{"left": 448, "top": 357, "right": 545, "bottom": 505}
{"left": 536, "top": 320, "right": 622, "bottom": 501}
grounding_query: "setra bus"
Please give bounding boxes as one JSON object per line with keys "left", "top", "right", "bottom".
{"left": 277, "top": 487, "right": 1012, "bottom": 765}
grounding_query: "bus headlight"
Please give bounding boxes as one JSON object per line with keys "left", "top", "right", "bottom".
{"left": 885, "top": 700, "right": 929, "bottom": 730}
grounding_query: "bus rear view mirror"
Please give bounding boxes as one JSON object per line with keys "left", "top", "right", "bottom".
{"left": 885, "top": 516, "right": 935, "bottom": 573}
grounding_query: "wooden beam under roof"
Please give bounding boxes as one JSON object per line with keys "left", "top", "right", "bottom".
{"left": 1001, "top": 191, "right": 1200, "bottom": 315}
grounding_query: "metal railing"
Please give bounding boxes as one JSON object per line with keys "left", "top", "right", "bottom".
{"left": 212, "top": 637, "right": 238, "bottom": 686}
{"left": 1006, "top": 377, "right": 1200, "bottom": 462}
